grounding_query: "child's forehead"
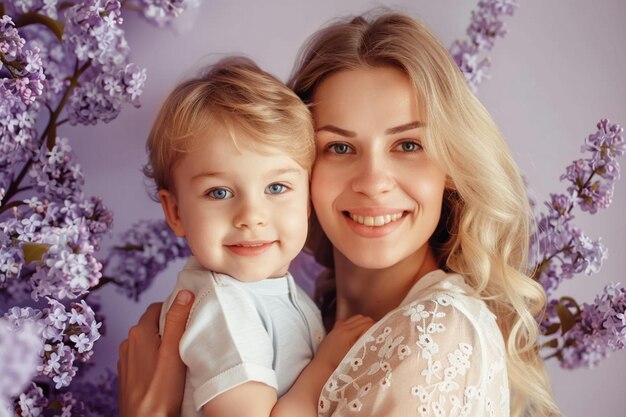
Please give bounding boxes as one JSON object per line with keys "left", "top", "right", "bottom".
{"left": 178, "top": 134, "right": 307, "bottom": 176}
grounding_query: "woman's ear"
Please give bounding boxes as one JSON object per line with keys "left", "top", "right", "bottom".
{"left": 158, "top": 189, "right": 186, "bottom": 237}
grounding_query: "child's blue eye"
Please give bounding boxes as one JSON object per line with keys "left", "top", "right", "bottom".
{"left": 327, "top": 143, "right": 353, "bottom": 154}
{"left": 265, "top": 183, "right": 288, "bottom": 194}
{"left": 207, "top": 188, "right": 233, "bottom": 200}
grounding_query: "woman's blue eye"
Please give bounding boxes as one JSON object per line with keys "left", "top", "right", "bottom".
{"left": 265, "top": 183, "right": 288, "bottom": 194}
{"left": 328, "top": 143, "right": 352, "bottom": 154}
{"left": 207, "top": 188, "right": 233, "bottom": 200}
{"left": 395, "top": 141, "right": 422, "bottom": 152}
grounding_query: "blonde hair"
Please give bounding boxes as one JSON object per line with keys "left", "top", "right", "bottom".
{"left": 289, "top": 11, "right": 560, "bottom": 417}
{"left": 144, "top": 56, "right": 315, "bottom": 197}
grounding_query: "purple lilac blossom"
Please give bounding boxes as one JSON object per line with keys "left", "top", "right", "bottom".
{"left": 449, "top": 0, "right": 518, "bottom": 92}
{"left": 67, "top": 369, "right": 118, "bottom": 417}
{"left": 0, "top": 17, "right": 43, "bottom": 199}
{"left": 532, "top": 120, "right": 623, "bottom": 296}
{"left": 0, "top": 319, "right": 43, "bottom": 415}
{"left": 105, "top": 219, "right": 190, "bottom": 300}
{"left": 67, "top": 63, "right": 147, "bottom": 125}
{"left": 550, "top": 283, "right": 626, "bottom": 369}
{"left": 61, "top": 0, "right": 148, "bottom": 126}
{"left": 5, "top": 0, "right": 60, "bottom": 19}
{"left": 133, "top": 0, "right": 196, "bottom": 27}
{"left": 29, "top": 137, "right": 85, "bottom": 201}
{"left": 0, "top": 16, "right": 45, "bottom": 106}
{"left": 533, "top": 193, "right": 608, "bottom": 296}
{"left": 1, "top": 195, "right": 113, "bottom": 302}
{"left": 561, "top": 119, "right": 625, "bottom": 214}
{"left": 3, "top": 298, "right": 102, "bottom": 390}
{"left": 14, "top": 383, "right": 47, "bottom": 417}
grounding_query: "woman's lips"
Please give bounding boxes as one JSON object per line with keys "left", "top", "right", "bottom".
{"left": 342, "top": 210, "right": 409, "bottom": 237}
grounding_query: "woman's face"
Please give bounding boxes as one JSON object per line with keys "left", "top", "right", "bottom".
{"left": 310, "top": 66, "right": 447, "bottom": 269}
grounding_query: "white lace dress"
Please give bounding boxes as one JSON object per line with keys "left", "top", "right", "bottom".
{"left": 318, "top": 270, "right": 510, "bottom": 417}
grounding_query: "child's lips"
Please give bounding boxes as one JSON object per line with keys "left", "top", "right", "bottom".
{"left": 225, "top": 241, "right": 275, "bottom": 256}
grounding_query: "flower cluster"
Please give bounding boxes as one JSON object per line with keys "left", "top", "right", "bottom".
{"left": 62, "top": 0, "right": 147, "bottom": 126}
{"left": 105, "top": 219, "right": 190, "bottom": 300}
{"left": 541, "top": 283, "right": 626, "bottom": 369}
{"left": 532, "top": 120, "right": 626, "bottom": 369}
{"left": 532, "top": 120, "right": 623, "bottom": 297}
{"left": 0, "top": 319, "right": 43, "bottom": 415}
{"left": 449, "top": 0, "right": 518, "bottom": 91}
{"left": 0, "top": 16, "right": 43, "bottom": 198}
{"left": 562, "top": 119, "right": 625, "bottom": 214}
{"left": 533, "top": 193, "right": 608, "bottom": 296}
{"left": 129, "top": 0, "right": 197, "bottom": 27}
{"left": 1, "top": 194, "right": 113, "bottom": 303}
{"left": 1, "top": 0, "right": 194, "bottom": 412}
{"left": 3, "top": 298, "right": 101, "bottom": 390}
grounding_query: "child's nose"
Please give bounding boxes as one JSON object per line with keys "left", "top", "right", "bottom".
{"left": 233, "top": 198, "right": 269, "bottom": 229}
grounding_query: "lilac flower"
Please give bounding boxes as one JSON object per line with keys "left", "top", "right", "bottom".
{"left": 15, "top": 383, "right": 47, "bottom": 417}
{"left": 63, "top": 0, "right": 125, "bottom": 68}
{"left": 1, "top": 194, "right": 113, "bottom": 302}
{"left": 0, "top": 319, "right": 43, "bottom": 412}
{"left": 67, "top": 369, "right": 118, "bottom": 417}
{"left": 558, "top": 283, "right": 626, "bottom": 369}
{"left": 0, "top": 16, "right": 46, "bottom": 106}
{"left": 3, "top": 298, "right": 102, "bottom": 392}
{"left": 66, "top": 64, "right": 146, "bottom": 125}
{"left": 135, "top": 0, "right": 196, "bottom": 27}
{"left": 561, "top": 119, "right": 624, "bottom": 214}
{"left": 29, "top": 138, "right": 85, "bottom": 202}
{"left": 531, "top": 120, "right": 622, "bottom": 297}
{"left": 1, "top": 18, "right": 42, "bottom": 189}
{"left": 106, "top": 219, "right": 190, "bottom": 300}
{"left": 532, "top": 191, "right": 607, "bottom": 296}
{"left": 449, "top": 0, "right": 518, "bottom": 91}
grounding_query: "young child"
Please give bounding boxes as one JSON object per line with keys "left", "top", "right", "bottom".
{"left": 144, "top": 57, "right": 372, "bottom": 417}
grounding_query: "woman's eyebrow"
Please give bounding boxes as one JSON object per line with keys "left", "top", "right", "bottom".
{"left": 315, "top": 121, "right": 423, "bottom": 137}
{"left": 385, "top": 121, "right": 424, "bottom": 135}
{"left": 314, "top": 125, "right": 356, "bottom": 137}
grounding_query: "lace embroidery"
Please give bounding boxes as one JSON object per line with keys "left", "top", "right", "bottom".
{"left": 318, "top": 282, "right": 509, "bottom": 417}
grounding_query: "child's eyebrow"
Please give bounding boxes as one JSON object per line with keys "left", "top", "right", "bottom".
{"left": 264, "top": 168, "right": 304, "bottom": 177}
{"left": 191, "top": 171, "right": 222, "bottom": 180}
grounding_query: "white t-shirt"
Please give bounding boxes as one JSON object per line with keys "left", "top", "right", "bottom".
{"left": 159, "top": 257, "right": 325, "bottom": 416}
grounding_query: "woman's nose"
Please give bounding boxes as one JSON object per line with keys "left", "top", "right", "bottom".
{"left": 350, "top": 154, "right": 395, "bottom": 198}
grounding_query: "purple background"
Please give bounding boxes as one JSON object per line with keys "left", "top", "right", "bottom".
{"left": 63, "top": 1, "right": 625, "bottom": 415}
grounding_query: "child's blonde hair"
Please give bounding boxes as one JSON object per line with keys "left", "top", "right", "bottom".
{"left": 144, "top": 56, "right": 315, "bottom": 197}
{"left": 289, "top": 11, "right": 560, "bottom": 417}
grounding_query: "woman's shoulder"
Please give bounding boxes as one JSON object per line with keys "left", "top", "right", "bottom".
{"left": 389, "top": 269, "right": 498, "bottom": 334}
{"left": 319, "top": 271, "right": 510, "bottom": 416}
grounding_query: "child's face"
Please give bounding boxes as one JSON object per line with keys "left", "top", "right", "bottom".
{"left": 159, "top": 124, "right": 310, "bottom": 281}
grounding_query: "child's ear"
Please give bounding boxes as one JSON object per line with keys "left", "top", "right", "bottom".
{"left": 307, "top": 198, "right": 311, "bottom": 218}
{"left": 158, "top": 189, "right": 185, "bottom": 237}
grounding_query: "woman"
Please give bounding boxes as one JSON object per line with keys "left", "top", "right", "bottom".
{"left": 118, "top": 11, "right": 561, "bottom": 417}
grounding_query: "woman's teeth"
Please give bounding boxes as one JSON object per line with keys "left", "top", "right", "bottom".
{"left": 348, "top": 212, "right": 403, "bottom": 226}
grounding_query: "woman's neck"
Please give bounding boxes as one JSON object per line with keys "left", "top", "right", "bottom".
{"left": 333, "top": 246, "right": 439, "bottom": 322}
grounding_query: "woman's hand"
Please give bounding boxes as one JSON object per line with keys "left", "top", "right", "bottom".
{"left": 117, "top": 290, "right": 194, "bottom": 417}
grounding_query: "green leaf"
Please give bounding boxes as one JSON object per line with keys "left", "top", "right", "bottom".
{"left": 15, "top": 12, "right": 65, "bottom": 41}
{"left": 543, "top": 322, "right": 561, "bottom": 336}
{"left": 556, "top": 302, "right": 578, "bottom": 336}
{"left": 22, "top": 243, "right": 51, "bottom": 264}
{"left": 544, "top": 338, "right": 559, "bottom": 349}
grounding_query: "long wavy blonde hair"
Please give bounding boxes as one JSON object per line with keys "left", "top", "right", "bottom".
{"left": 288, "top": 11, "right": 560, "bottom": 417}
